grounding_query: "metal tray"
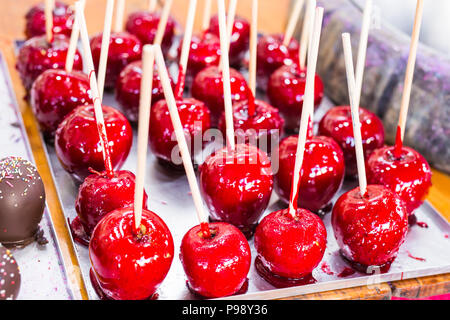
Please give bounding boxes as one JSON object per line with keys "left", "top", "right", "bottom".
{"left": 41, "top": 83, "right": 450, "bottom": 300}
{"left": 0, "top": 52, "right": 73, "bottom": 300}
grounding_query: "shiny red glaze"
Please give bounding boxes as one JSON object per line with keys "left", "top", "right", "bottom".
{"left": 180, "top": 32, "right": 221, "bottom": 86}
{"left": 149, "top": 98, "right": 211, "bottom": 167}
{"left": 116, "top": 60, "right": 173, "bottom": 123}
{"left": 268, "top": 64, "right": 324, "bottom": 132}
{"left": 75, "top": 170, "right": 148, "bottom": 237}
{"left": 25, "top": 1, "right": 73, "bottom": 39}
{"left": 54, "top": 105, "right": 133, "bottom": 181}
{"left": 89, "top": 207, "right": 174, "bottom": 300}
{"left": 256, "top": 34, "right": 299, "bottom": 90}
{"left": 30, "top": 69, "right": 91, "bottom": 138}
{"left": 319, "top": 106, "right": 385, "bottom": 178}
{"left": 180, "top": 222, "right": 251, "bottom": 298}
{"left": 366, "top": 146, "right": 432, "bottom": 216}
{"left": 275, "top": 135, "right": 345, "bottom": 213}
{"left": 191, "top": 65, "right": 248, "bottom": 126}
{"left": 208, "top": 14, "right": 250, "bottom": 67}
{"left": 218, "top": 99, "right": 284, "bottom": 154}
{"left": 90, "top": 31, "right": 142, "bottom": 89}
{"left": 199, "top": 144, "right": 273, "bottom": 236}
{"left": 254, "top": 208, "right": 327, "bottom": 279}
{"left": 332, "top": 185, "right": 408, "bottom": 268}
{"left": 16, "top": 34, "right": 83, "bottom": 91}
{"left": 125, "top": 11, "right": 175, "bottom": 54}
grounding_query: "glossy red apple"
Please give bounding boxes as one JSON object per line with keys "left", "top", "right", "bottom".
{"left": 16, "top": 34, "right": 83, "bottom": 91}
{"left": 199, "top": 144, "right": 273, "bottom": 238}
{"left": 90, "top": 31, "right": 142, "bottom": 90}
{"left": 332, "top": 184, "right": 408, "bottom": 273}
{"left": 208, "top": 14, "right": 250, "bottom": 67}
{"left": 319, "top": 106, "right": 385, "bottom": 178}
{"left": 180, "top": 222, "right": 251, "bottom": 298}
{"left": 125, "top": 10, "right": 175, "bottom": 54}
{"left": 54, "top": 104, "right": 133, "bottom": 182}
{"left": 25, "top": 1, "right": 74, "bottom": 39}
{"left": 30, "top": 69, "right": 91, "bottom": 138}
{"left": 191, "top": 65, "right": 248, "bottom": 126}
{"left": 275, "top": 135, "right": 345, "bottom": 214}
{"left": 256, "top": 33, "right": 299, "bottom": 90}
{"left": 366, "top": 146, "right": 432, "bottom": 219}
{"left": 149, "top": 98, "right": 211, "bottom": 169}
{"left": 268, "top": 64, "right": 324, "bottom": 132}
{"left": 254, "top": 208, "right": 327, "bottom": 287}
{"left": 218, "top": 99, "right": 284, "bottom": 154}
{"left": 75, "top": 170, "right": 148, "bottom": 239}
{"left": 116, "top": 60, "right": 173, "bottom": 123}
{"left": 89, "top": 207, "right": 174, "bottom": 300}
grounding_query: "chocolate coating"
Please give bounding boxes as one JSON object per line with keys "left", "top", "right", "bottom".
{"left": 0, "top": 157, "right": 45, "bottom": 247}
{"left": 0, "top": 245, "right": 21, "bottom": 300}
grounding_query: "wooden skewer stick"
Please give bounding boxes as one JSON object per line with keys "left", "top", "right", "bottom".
{"left": 153, "top": 0, "right": 174, "bottom": 46}
{"left": 283, "top": 0, "right": 305, "bottom": 47}
{"left": 134, "top": 45, "right": 155, "bottom": 230}
{"left": 45, "top": 0, "right": 54, "bottom": 43}
{"left": 75, "top": 1, "right": 114, "bottom": 177}
{"left": 298, "top": 0, "right": 315, "bottom": 70}
{"left": 149, "top": 0, "right": 158, "bottom": 11}
{"left": 174, "top": 0, "right": 198, "bottom": 99}
{"left": 66, "top": 0, "right": 85, "bottom": 73}
{"left": 288, "top": 7, "right": 323, "bottom": 217}
{"left": 153, "top": 44, "right": 211, "bottom": 237}
{"left": 97, "top": 0, "right": 115, "bottom": 102}
{"left": 342, "top": 33, "right": 367, "bottom": 197}
{"left": 217, "top": 0, "right": 235, "bottom": 150}
{"left": 397, "top": 0, "right": 424, "bottom": 141}
{"left": 354, "top": 0, "right": 372, "bottom": 109}
{"left": 248, "top": 0, "right": 258, "bottom": 96}
{"left": 114, "top": 0, "right": 125, "bottom": 32}
{"left": 218, "top": 0, "right": 237, "bottom": 70}
{"left": 202, "top": 0, "right": 212, "bottom": 31}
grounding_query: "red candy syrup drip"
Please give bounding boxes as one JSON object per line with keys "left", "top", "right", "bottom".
{"left": 320, "top": 262, "right": 334, "bottom": 275}
{"left": 416, "top": 221, "right": 428, "bottom": 228}
{"left": 338, "top": 267, "right": 356, "bottom": 278}
{"left": 406, "top": 250, "right": 426, "bottom": 262}
{"left": 174, "top": 63, "right": 186, "bottom": 100}
{"left": 393, "top": 125, "right": 403, "bottom": 158}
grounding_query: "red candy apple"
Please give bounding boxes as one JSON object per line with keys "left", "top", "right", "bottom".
{"left": 16, "top": 34, "right": 83, "bottom": 91}
{"left": 256, "top": 34, "right": 299, "bottom": 90}
{"left": 319, "top": 106, "right": 385, "bottom": 178}
{"left": 90, "top": 31, "right": 142, "bottom": 90}
{"left": 89, "top": 207, "right": 174, "bottom": 300}
{"left": 75, "top": 170, "right": 148, "bottom": 238}
{"left": 254, "top": 208, "right": 327, "bottom": 287}
{"left": 149, "top": 98, "right": 211, "bottom": 169}
{"left": 199, "top": 144, "right": 273, "bottom": 238}
{"left": 268, "top": 64, "right": 324, "bottom": 132}
{"left": 30, "top": 69, "right": 91, "bottom": 138}
{"left": 180, "top": 222, "right": 251, "bottom": 298}
{"left": 125, "top": 10, "right": 175, "bottom": 54}
{"left": 332, "top": 185, "right": 408, "bottom": 273}
{"left": 208, "top": 14, "right": 250, "bottom": 67}
{"left": 275, "top": 135, "right": 345, "bottom": 214}
{"left": 25, "top": 1, "right": 74, "bottom": 39}
{"left": 55, "top": 104, "right": 133, "bottom": 181}
{"left": 218, "top": 99, "right": 284, "bottom": 154}
{"left": 366, "top": 146, "right": 432, "bottom": 219}
{"left": 116, "top": 60, "right": 173, "bottom": 123}
{"left": 191, "top": 65, "right": 248, "bottom": 126}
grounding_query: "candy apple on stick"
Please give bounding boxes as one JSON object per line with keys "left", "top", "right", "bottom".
{"left": 366, "top": 0, "right": 431, "bottom": 225}
{"left": 154, "top": 43, "right": 251, "bottom": 298}
{"left": 90, "top": 45, "right": 174, "bottom": 300}
{"left": 332, "top": 33, "right": 408, "bottom": 273}
{"left": 199, "top": 0, "right": 273, "bottom": 238}
{"left": 254, "top": 8, "right": 327, "bottom": 287}
{"left": 25, "top": 1, "right": 74, "bottom": 39}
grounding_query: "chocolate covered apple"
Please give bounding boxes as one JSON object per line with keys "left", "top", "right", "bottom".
{"left": 25, "top": 1, "right": 74, "bottom": 39}
{"left": 54, "top": 104, "right": 133, "bottom": 181}
{"left": 30, "top": 69, "right": 91, "bottom": 138}
{"left": 180, "top": 222, "right": 251, "bottom": 298}
{"left": 89, "top": 207, "right": 174, "bottom": 300}
{"left": 16, "top": 34, "right": 83, "bottom": 91}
